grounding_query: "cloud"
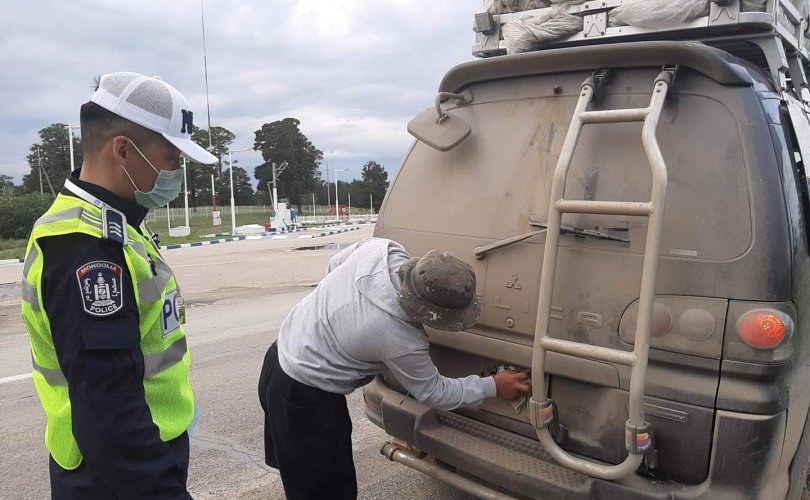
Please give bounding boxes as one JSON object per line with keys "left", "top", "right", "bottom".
{"left": 0, "top": 0, "right": 480, "bottom": 184}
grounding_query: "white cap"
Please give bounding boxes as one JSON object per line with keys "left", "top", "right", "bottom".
{"left": 90, "top": 72, "right": 218, "bottom": 164}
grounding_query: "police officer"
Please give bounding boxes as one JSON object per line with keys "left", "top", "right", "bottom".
{"left": 21, "top": 72, "right": 217, "bottom": 499}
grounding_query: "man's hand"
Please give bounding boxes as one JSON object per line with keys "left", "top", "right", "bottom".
{"left": 494, "top": 371, "right": 530, "bottom": 401}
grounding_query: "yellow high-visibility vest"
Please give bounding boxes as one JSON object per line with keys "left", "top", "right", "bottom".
{"left": 21, "top": 179, "right": 194, "bottom": 470}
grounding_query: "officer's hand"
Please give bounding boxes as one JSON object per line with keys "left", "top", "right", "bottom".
{"left": 494, "top": 371, "right": 530, "bottom": 401}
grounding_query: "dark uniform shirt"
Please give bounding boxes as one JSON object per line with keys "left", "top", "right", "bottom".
{"left": 40, "top": 170, "right": 191, "bottom": 499}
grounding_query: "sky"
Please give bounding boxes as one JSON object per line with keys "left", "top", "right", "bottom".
{"left": 0, "top": 0, "right": 483, "bottom": 185}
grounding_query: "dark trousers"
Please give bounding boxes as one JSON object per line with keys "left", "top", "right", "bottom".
{"left": 258, "top": 342, "right": 357, "bottom": 500}
{"left": 49, "top": 432, "right": 190, "bottom": 500}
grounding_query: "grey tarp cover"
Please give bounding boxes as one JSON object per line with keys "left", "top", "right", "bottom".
{"left": 483, "top": 0, "right": 796, "bottom": 54}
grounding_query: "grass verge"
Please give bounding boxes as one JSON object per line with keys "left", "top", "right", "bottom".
{"left": 0, "top": 239, "right": 27, "bottom": 260}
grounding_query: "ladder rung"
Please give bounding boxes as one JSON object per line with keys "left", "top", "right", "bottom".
{"left": 580, "top": 108, "right": 648, "bottom": 124}
{"left": 540, "top": 337, "right": 636, "bottom": 366}
{"left": 556, "top": 200, "right": 653, "bottom": 216}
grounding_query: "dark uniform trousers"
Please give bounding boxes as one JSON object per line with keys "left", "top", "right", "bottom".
{"left": 259, "top": 342, "right": 357, "bottom": 500}
{"left": 49, "top": 433, "right": 190, "bottom": 500}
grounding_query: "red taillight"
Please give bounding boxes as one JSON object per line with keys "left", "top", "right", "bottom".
{"left": 737, "top": 309, "right": 792, "bottom": 350}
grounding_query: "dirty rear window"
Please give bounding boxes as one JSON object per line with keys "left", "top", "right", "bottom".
{"left": 384, "top": 70, "right": 752, "bottom": 262}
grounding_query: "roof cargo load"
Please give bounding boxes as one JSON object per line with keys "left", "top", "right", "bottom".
{"left": 473, "top": 0, "right": 810, "bottom": 100}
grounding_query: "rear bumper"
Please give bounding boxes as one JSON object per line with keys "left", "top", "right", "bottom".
{"left": 363, "top": 377, "right": 788, "bottom": 500}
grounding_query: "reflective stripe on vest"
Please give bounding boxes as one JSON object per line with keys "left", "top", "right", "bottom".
{"left": 21, "top": 280, "right": 40, "bottom": 312}
{"left": 21, "top": 209, "right": 102, "bottom": 313}
{"left": 30, "top": 336, "right": 189, "bottom": 387}
{"left": 31, "top": 355, "right": 68, "bottom": 386}
{"left": 32, "top": 206, "right": 103, "bottom": 232}
{"left": 22, "top": 265, "right": 172, "bottom": 312}
{"left": 139, "top": 260, "right": 174, "bottom": 304}
{"left": 23, "top": 245, "right": 38, "bottom": 277}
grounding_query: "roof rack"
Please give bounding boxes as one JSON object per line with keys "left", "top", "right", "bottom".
{"left": 473, "top": 0, "right": 810, "bottom": 102}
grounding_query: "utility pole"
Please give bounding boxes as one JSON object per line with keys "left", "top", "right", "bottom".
{"left": 38, "top": 152, "right": 43, "bottom": 195}
{"left": 270, "top": 161, "right": 289, "bottom": 216}
{"left": 334, "top": 169, "right": 348, "bottom": 222}
{"left": 370, "top": 193, "right": 373, "bottom": 216}
{"left": 200, "top": 0, "right": 213, "bottom": 149}
{"left": 200, "top": 0, "right": 216, "bottom": 217}
{"left": 272, "top": 162, "right": 278, "bottom": 216}
{"left": 37, "top": 148, "right": 55, "bottom": 196}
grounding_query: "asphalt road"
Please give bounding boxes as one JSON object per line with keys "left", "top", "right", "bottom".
{"left": 0, "top": 224, "right": 474, "bottom": 500}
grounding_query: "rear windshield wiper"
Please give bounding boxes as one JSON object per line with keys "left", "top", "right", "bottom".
{"left": 529, "top": 221, "right": 630, "bottom": 243}
{"left": 473, "top": 221, "right": 629, "bottom": 259}
{"left": 474, "top": 229, "right": 548, "bottom": 259}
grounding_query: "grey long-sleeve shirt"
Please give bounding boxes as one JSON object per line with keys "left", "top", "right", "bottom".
{"left": 276, "top": 237, "right": 497, "bottom": 410}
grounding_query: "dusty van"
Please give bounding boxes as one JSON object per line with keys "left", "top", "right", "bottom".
{"left": 363, "top": 1, "right": 810, "bottom": 498}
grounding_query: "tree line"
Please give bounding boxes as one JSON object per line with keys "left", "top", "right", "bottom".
{"left": 7, "top": 119, "right": 390, "bottom": 214}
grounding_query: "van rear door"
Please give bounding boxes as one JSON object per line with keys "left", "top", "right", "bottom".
{"left": 375, "top": 45, "right": 780, "bottom": 484}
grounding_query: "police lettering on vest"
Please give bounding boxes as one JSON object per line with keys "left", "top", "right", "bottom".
{"left": 163, "top": 290, "right": 182, "bottom": 338}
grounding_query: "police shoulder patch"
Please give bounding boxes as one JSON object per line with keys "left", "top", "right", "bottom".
{"left": 76, "top": 261, "right": 124, "bottom": 317}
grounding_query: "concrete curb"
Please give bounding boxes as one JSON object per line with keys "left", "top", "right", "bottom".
{"left": 0, "top": 258, "right": 24, "bottom": 266}
{"left": 298, "top": 226, "right": 360, "bottom": 239}
{"left": 162, "top": 236, "right": 249, "bottom": 250}
{"left": 199, "top": 227, "right": 305, "bottom": 239}
{"left": 160, "top": 226, "right": 359, "bottom": 250}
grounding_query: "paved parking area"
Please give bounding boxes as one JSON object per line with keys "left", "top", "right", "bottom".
{"left": 0, "top": 225, "right": 476, "bottom": 499}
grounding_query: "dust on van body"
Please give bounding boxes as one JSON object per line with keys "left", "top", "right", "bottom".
{"left": 366, "top": 41, "right": 810, "bottom": 499}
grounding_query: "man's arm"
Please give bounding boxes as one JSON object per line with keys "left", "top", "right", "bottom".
{"left": 384, "top": 347, "right": 498, "bottom": 410}
{"left": 40, "top": 234, "right": 191, "bottom": 500}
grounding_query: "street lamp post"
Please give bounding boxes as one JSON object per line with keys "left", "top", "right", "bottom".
{"left": 227, "top": 147, "right": 253, "bottom": 235}
{"left": 326, "top": 163, "right": 330, "bottom": 210}
{"left": 182, "top": 158, "right": 190, "bottom": 229}
{"left": 211, "top": 173, "right": 217, "bottom": 213}
{"left": 66, "top": 125, "right": 80, "bottom": 172}
{"left": 334, "top": 169, "right": 348, "bottom": 222}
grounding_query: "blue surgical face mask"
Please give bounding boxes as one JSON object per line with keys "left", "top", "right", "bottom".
{"left": 121, "top": 140, "right": 184, "bottom": 209}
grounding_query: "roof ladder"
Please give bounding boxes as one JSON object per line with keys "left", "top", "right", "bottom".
{"left": 527, "top": 68, "right": 675, "bottom": 480}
